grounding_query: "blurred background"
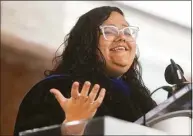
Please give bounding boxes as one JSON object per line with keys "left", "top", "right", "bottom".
{"left": 1, "top": 1, "right": 191, "bottom": 135}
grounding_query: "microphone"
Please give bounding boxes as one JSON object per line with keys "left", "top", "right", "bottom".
{"left": 151, "top": 59, "right": 188, "bottom": 98}
{"left": 148, "top": 59, "right": 189, "bottom": 125}
{"left": 164, "top": 59, "right": 187, "bottom": 85}
{"left": 164, "top": 59, "right": 188, "bottom": 98}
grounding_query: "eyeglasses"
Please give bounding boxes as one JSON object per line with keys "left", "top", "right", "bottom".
{"left": 99, "top": 25, "right": 139, "bottom": 42}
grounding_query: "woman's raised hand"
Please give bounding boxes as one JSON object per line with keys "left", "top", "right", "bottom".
{"left": 50, "top": 81, "right": 106, "bottom": 123}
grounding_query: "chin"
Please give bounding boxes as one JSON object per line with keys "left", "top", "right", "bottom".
{"left": 119, "top": 64, "right": 131, "bottom": 72}
{"left": 106, "top": 63, "right": 131, "bottom": 77}
{"left": 108, "top": 68, "right": 129, "bottom": 78}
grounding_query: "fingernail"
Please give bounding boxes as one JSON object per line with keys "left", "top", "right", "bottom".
{"left": 85, "top": 81, "right": 91, "bottom": 86}
{"left": 94, "top": 84, "right": 100, "bottom": 89}
{"left": 74, "top": 81, "right": 79, "bottom": 86}
{"left": 101, "top": 88, "right": 106, "bottom": 93}
{"left": 50, "top": 89, "right": 54, "bottom": 93}
{"left": 72, "top": 82, "right": 79, "bottom": 89}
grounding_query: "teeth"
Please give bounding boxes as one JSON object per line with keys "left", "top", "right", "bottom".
{"left": 112, "top": 46, "right": 126, "bottom": 51}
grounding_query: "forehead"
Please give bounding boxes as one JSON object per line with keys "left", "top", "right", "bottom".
{"left": 102, "top": 11, "right": 129, "bottom": 27}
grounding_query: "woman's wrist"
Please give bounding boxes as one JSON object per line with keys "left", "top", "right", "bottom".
{"left": 63, "top": 119, "right": 68, "bottom": 123}
{"left": 61, "top": 119, "right": 86, "bottom": 136}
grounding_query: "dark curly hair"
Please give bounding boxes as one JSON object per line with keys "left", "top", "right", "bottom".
{"left": 45, "top": 6, "right": 156, "bottom": 116}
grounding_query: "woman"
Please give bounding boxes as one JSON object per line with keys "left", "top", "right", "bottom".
{"left": 14, "top": 6, "right": 157, "bottom": 136}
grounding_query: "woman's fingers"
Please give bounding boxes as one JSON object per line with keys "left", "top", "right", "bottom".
{"left": 80, "top": 81, "right": 91, "bottom": 96}
{"left": 90, "top": 88, "right": 106, "bottom": 111}
{"left": 79, "top": 81, "right": 90, "bottom": 103}
{"left": 71, "top": 81, "right": 105, "bottom": 109}
{"left": 50, "top": 88, "right": 67, "bottom": 110}
{"left": 88, "top": 84, "right": 100, "bottom": 102}
{"left": 71, "top": 82, "right": 80, "bottom": 99}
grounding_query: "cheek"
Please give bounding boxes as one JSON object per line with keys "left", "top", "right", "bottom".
{"left": 98, "top": 36, "right": 104, "bottom": 50}
{"left": 130, "top": 42, "right": 137, "bottom": 56}
{"left": 98, "top": 36, "right": 111, "bottom": 56}
{"left": 133, "top": 45, "right": 137, "bottom": 57}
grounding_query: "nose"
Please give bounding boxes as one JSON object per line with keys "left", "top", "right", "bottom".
{"left": 115, "top": 32, "right": 126, "bottom": 42}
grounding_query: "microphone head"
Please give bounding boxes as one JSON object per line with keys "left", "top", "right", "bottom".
{"left": 164, "top": 64, "right": 184, "bottom": 85}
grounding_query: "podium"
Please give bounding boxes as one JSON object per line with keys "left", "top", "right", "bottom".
{"left": 20, "top": 116, "right": 168, "bottom": 136}
{"left": 135, "top": 83, "right": 192, "bottom": 124}
{"left": 83, "top": 116, "right": 168, "bottom": 135}
{"left": 19, "top": 84, "right": 192, "bottom": 136}
{"left": 134, "top": 83, "right": 192, "bottom": 135}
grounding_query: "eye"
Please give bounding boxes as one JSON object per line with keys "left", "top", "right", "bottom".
{"left": 104, "top": 27, "right": 118, "bottom": 35}
{"left": 124, "top": 28, "right": 132, "bottom": 36}
{"left": 124, "top": 28, "right": 137, "bottom": 36}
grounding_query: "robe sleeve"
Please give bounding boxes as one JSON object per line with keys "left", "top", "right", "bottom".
{"left": 14, "top": 75, "right": 73, "bottom": 136}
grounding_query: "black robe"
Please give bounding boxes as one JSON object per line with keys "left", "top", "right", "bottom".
{"left": 14, "top": 74, "right": 157, "bottom": 136}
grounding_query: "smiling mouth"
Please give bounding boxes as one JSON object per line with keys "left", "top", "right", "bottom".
{"left": 110, "top": 46, "right": 128, "bottom": 51}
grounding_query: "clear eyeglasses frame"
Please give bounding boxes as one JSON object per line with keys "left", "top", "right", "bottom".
{"left": 99, "top": 25, "right": 139, "bottom": 42}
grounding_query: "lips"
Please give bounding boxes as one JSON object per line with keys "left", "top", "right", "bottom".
{"left": 110, "top": 46, "right": 128, "bottom": 51}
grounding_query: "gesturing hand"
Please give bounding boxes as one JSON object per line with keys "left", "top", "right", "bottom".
{"left": 50, "top": 81, "right": 106, "bottom": 123}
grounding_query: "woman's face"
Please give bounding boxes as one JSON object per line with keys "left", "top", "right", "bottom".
{"left": 98, "top": 11, "right": 137, "bottom": 78}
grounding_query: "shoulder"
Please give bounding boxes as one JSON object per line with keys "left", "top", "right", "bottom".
{"left": 21, "top": 74, "right": 74, "bottom": 106}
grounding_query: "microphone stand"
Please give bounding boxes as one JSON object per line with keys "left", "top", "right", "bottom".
{"left": 167, "top": 82, "right": 190, "bottom": 98}
{"left": 150, "top": 86, "right": 174, "bottom": 97}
